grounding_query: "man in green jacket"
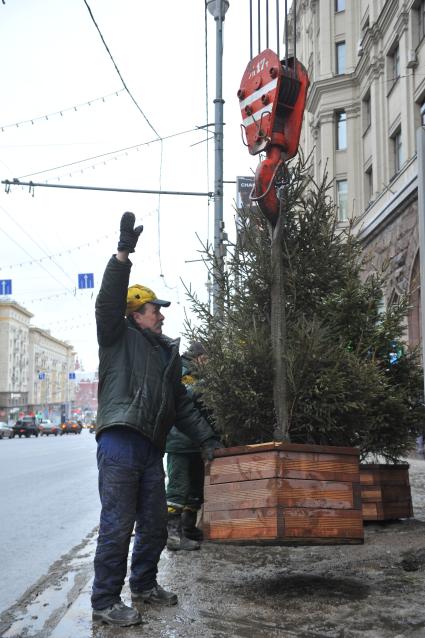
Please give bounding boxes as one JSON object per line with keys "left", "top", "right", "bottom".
{"left": 166, "top": 342, "right": 212, "bottom": 551}
{"left": 91, "top": 212, "right": 221, "bottom": 627}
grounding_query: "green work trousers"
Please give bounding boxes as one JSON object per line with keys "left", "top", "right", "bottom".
{"left": 166, "top": 452, "right": 204, "bottom": 510}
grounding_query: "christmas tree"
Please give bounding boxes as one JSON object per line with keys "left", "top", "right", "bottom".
{"left": 184, "top": 157, "right": 424, "bottom": 462}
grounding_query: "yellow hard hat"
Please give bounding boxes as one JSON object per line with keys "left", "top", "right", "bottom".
{"left": 126, "top": 284, "right": 171, "bottom": 316}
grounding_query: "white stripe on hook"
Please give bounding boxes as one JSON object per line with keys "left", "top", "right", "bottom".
{"left": 242, "top": 105, "right": 272, "bottom": 128}
{"left": 239, "top": 78, "right": 278, "bottom": 110}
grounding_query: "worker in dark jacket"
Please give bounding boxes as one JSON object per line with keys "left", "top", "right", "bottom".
{"left": 166, "top": 342, "right": 212, "bottom": 551}
{"left": 91, "top": 212, "right": 221, "bottom": 628}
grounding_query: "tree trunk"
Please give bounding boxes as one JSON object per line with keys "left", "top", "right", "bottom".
{"left": 270, "top": 213, "right": 289, "bottom": 441}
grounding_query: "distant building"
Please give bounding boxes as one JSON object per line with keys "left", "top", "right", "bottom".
{"left": 73, "top": 379, "right": 98, "bottom": 420}
{"left": 294, "top": 0, "right": 425, "bottom": 349}
{"left": 0, "top": 300, "right": 76, "bottom": 421}
{"left": 0, "top": 301, "right": 32, "bottom": 421}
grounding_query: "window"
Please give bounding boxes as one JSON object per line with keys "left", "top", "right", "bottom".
{"left": 391, "top": 45, "right": 400, "bottom": 83}
{"left": 336, "top": 180, "right": 348, "bottom": 221}
{"left": 365, "top": 166, "right": 373, "bottom": 204}
{"left": 336, "top": 42, "right": 346, "bottom": 74}
{"left": 391, "top": 128, "right": 403, "bottom": 174}
{"left": 335, "top": 0, "right": 345, "bottom": 11}
{"left": 336, "top": 111, "right": 347, "bottom": 150}
{"left": 419, "top": 0, "right": 425, "bottom": 42}
{"left": 362, "top": 92, "right": 371, "bottom": 131}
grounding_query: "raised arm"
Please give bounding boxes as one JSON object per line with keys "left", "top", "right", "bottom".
{"left": 95, "top": 212, "right": 143, "bottom": 347}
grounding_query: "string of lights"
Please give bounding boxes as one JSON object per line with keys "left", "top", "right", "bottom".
{"left": 16, "top": 126, "right": 203, "bottom": 181}
{"left": 0, "top": 89, "right": 125, "bottom": 133}
{"left": 0, "top": 209, "right": 156, "bottom": 272}
{"left": 0, "top": 233, "right": 113, "bottom": 271}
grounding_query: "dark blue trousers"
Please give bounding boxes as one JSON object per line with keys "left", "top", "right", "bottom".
{"left": 91, "top": 428, "right": 167, "bottom": 610}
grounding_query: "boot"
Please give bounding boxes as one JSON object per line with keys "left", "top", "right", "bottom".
{"left": 166, "top": 508, "right": 200, "bottom": 551}
{"left": 181, "top": 508, "right": 203, "bottom": 541}
{"left": 92, "top": 602, "right": 142, "bottom": 627}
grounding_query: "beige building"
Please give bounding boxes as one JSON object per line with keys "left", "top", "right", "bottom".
{"left": 295, "top": 0, "right": 425, "bottom": 347}
{"left": 0, "top": 300, "right": 76, "bottom": 420}
{"left": 28, "top": 326, "right": 76, "bottom": 418}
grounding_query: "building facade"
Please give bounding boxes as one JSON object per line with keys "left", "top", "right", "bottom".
{"left": 0, "top": 301, "right": 32, "bottom": 420}
{"left": 0, "top": 300, "right": 76, "bottom": 421}
{"left": 295, "top": 0, "right": 425, "bottom": 347}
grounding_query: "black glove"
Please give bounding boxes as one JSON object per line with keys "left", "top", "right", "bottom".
{"left": 117, "top": 212, "right": 143, "bottom": 253}
{"left": 201, "top": 438, "right": 224, "bottom": 461}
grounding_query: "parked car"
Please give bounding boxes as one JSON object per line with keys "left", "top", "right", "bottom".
{"left": 60, "top": 420, "right": 83, "bottom": 435}
{"left": 0, "top": 422, "right": 13, "bottom": 439}
{"left": 38, "top": 419, "right": 60, "bottom": 436}
{"left": 12, "top": 416, "right": 39, "bottom": 438}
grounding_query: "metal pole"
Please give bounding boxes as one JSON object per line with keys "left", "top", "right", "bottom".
{"left": 417, "top": 126, "right": 425, "bottom": 399}
{"left": 211, "top": 1, "right": 227, "bottom": 317}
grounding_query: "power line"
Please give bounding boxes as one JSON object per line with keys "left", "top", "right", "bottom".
{"left": 0, "top": 205, "right": 76, "bottom": 286}
{"left": 0, "top": 221, "right": 75, "bottom": 293}
{"left": 83, "top": 0, "right": 160, "bottom": 139}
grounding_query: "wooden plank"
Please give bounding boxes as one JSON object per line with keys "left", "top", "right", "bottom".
{"left": 360, "top": 485, "right": 382, "bottom": 503}
{"left": 278, "top": 450, "right": 360, "bottom": 482}
{"left": 361, "top": 502, "right": 378, "bottom": 519}
{"left": 204, "top": 477, "right": 361, "bottom": 512}
{"left": 283, "top": 508, "right": 364, "bottom": 539}
{"left": 213, "top": 441, "right": 360, "bottom": 457}
{"left": 209, "top": 452, "right": 280, "bottom": 484}
{"left": 382, "top": 501, "right": 413, "bottom": 519}
{"left": 209, "top": 449, "right": 360, "bottom": 485}
{"left": 204, "top": 507, "right": 363, "bottom": 542}
{"left": 204, "top": 507, "right": 278, "bottom": 541}
{"left": 380, "top": 485, "right": 413, "bottom": 502}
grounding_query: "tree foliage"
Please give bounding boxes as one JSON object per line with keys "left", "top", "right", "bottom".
{"left": 183, "top": 157, "right": 424, "bottom": 461}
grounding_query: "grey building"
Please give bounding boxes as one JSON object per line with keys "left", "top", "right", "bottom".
{"left": 294, "top": 0, "right": 425, "bottom": 348}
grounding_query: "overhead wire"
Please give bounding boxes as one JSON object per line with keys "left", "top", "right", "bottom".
{"left": 82, "top": 0, "right": 160, "bottom": 140}
{"left": 0, "top": 219, "right": 75, "bottom": 293}
{"left": 0, "top": 204, "right": 77, "bottom": 288}
{"left": 15, "top": 126, "right": 203, "bottom": 181}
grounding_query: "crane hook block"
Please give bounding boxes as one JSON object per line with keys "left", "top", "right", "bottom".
{"left": 238, "top": 49, "right": 309, "bottom": 225}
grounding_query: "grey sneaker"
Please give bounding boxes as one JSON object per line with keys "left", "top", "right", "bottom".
{"left": 92, "top": 601, "right": 142, "bottom": 626}
{"left": 132, "top": 583, "right": 178, "bottom": 606}
{"left": 167, "top": 534, "right": 200, "bottom": 551}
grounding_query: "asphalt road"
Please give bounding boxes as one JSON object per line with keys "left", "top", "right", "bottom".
{"left": 0, "top": 429, "right": 99, "bottom": 614}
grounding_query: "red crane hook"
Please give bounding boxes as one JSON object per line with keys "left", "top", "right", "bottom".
{"left": 238, "top": 49, "right": 309, "bottom": 226}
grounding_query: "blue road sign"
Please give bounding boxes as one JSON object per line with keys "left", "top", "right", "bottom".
{"left": 78, "top": 273, "right": 94, "bottom": 289}
{"left": 0, "top": 279, "right": 12, "bottom": 295}
{"left": 69, "top": 372, "right": 76, "bottom": 380}
{"left": 38, "top": 372, "right": 45, "bottom": 380}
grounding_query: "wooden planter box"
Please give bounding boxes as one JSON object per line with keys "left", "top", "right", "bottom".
{"left": 203, "top": 442, "right": 364, "bottom": 545}
{"left": 360, "top": 463, "right": 413, "bottom": 521}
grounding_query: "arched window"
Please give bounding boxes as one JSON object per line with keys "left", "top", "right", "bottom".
{"left": 408, "top": 252, "right": 421, "bottom": 348}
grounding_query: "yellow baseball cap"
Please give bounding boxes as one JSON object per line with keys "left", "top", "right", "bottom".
{"left": 126, "top": 284, "right": 171, "bottom": 316}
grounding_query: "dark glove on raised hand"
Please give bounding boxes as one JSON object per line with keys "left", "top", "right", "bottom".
{"left": 201, "top": 438, "right": 224, "bottom": 462}
{"left": 117, "top": 211, "right": 144, "bottom": 253}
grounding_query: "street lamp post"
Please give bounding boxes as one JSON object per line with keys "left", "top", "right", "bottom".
{"left": 207, "top": 0, "right": 229, "bottom": 316}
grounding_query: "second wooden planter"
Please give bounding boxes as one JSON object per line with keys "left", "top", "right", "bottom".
{"left": 360, "top": 463, "right": 413, "bottom": 521}
{"left": 203, "top": 442, "right": 364, "bottom": 545}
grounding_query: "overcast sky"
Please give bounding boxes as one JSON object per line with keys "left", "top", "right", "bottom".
{"left": 0, "top": 0, "right": 286, "bottom": 371}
